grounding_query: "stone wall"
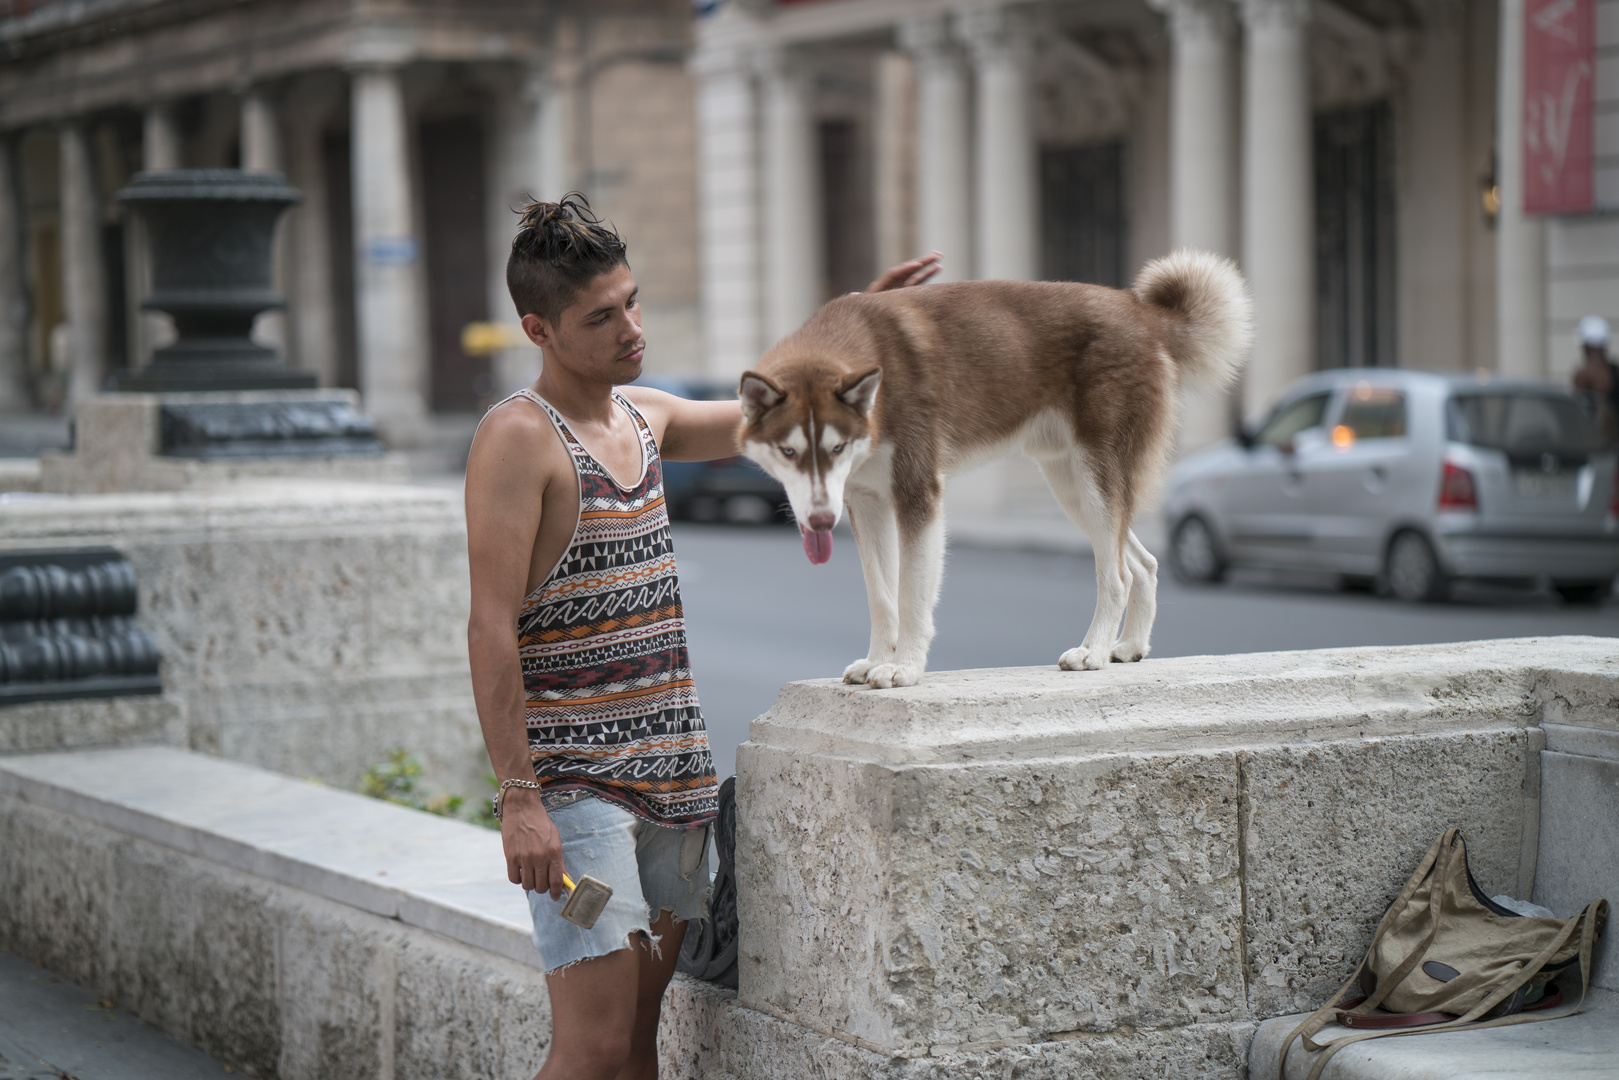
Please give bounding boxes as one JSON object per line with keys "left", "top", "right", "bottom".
{"left": 732, "top": 638, "right": 1615, "bottom": 1075}
{"left": 0, "top": 480, "right": 483, "bottom": 794}
{"left": 1, "top": 638, "right": 1613, "bottom": 1079}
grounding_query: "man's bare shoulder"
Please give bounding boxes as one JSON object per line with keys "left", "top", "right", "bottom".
{"left": 620, "top": 385, "right": 679, "bottom": 424}
{"left": 466, "top": 398, "right": 569, "bottom": 489}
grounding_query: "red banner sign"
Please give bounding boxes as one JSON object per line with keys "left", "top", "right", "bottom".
{"left": 1523, "top": 0, "right": 1595, "bottom": 214}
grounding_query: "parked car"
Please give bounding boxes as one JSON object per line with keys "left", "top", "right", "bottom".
{"left": 640, "top": 376, "right": 790, "bottom": 524}
{"left": 1163, "top": 369, "right": 1619, "bottom": 602}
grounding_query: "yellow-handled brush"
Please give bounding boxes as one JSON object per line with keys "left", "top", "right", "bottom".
{"left": 559, "top": 871, "right": 614, "bottom": 929}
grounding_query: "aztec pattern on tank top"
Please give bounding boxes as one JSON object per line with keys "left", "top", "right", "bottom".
{"left": 505, "top": 388, "right": 718, "bottom": 828}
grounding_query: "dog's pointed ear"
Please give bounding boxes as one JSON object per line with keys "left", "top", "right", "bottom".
{"left": 738, "top": 372, "right": 784, "bottom": 423}
{"left": 838, "top": 367, "right": 882, "bottom": 416}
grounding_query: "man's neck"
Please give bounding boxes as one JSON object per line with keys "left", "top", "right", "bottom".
{"left": 533, "top": 363, "right": 624, "bottom": 428}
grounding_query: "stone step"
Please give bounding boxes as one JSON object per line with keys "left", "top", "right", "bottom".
{"left": 1249, "top": 989, "right": 1619, "bottom": 1079}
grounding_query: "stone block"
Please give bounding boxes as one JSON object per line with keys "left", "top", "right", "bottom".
{"left": 0, "top": 783, "right": 553, "bottom": 1080}
{"left": 1534, "top": 726, "right": 1619, "bottom": 992}
{"left": 735, "top": 641, "right": 1609, "bottom": 1059}
{"left": 0, "top": 481, "right": 483, "bottom": 793}
{"left": 0, "top": 693, "right": 184, "bottom": 752}
{"left": 737, "top": 744, "right": 1247, "bottom": 1053}
{"left": 1238, "top": 730, "right": 1535, "bottom": 1015}
{"left": 37, "top": 391, "right": 408, "bottom": 495}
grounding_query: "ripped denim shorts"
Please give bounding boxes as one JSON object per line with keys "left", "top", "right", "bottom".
{"left": 526, "top": 790, "right": 711, "bottom": 974}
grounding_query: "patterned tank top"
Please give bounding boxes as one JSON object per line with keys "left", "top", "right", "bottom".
{"left": 497, "top": 388, "right": 718, "bottom": 828}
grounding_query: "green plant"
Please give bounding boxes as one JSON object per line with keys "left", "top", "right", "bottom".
{"left": 359, "top": 749, "right": 465, "bottom": 818}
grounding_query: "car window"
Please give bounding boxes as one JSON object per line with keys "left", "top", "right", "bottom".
{"left": 1335, "top": 386, "right": 1406, "bottom": 442}
{"left": 1255, "top": 392, "right": 1331, "bottom": 448}
{"left": 1446, "top": 393, "right": 1605, "bottom": 457}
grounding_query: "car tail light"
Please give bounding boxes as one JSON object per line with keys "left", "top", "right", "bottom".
{"left": 1610, "top": 468, "right": 1619, "bottom": 517}
{"left": 1439, "top": 461, "right": 1477, "bottom": 511}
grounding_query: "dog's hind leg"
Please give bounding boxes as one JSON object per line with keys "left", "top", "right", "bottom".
{"left": 865, "top": 494, "right": 946, "bottom": 689}
{"left": 843, "top": 486, "right": 900, "bottom": 685}
{"left": 1038, "top": 452, "right": 1131, "bottom": 671}
{"left": 1112, "top": 529, "right": 1158, "bottom": 663}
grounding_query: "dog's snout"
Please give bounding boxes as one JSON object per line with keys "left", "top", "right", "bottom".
{"left": 806, "top": 510, "right": 835, "bottom": 532}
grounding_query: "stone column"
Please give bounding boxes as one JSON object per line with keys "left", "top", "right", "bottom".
{"left": 0, "top": 137, "right": 31, "bottom": 410}
{"left": 1239, "top": 0, "right": 1314, "bottom": 419}
{"left": 1164, "top": 0, "right": 1239, "bottom": 451}
{"left": 693, "top": 42, "right": 763, "bottom": 377}
{"left": 900, "top": 17, "right": 970, "bottom": 282}
{"left": 60, "top": 121, "right": 107, "bottom": 405}
{"left": 872, "top": 51, "right": 915, "bottom": 274}
{"left": 283, "top": 76, "right": 338, "bottom": 387}
{"left": 1397, "top": 0, "right": 1468, "bottom": 373}
{"left": 958, "top": 8, "right": 1037, "bottom": 282}
{"left": 758, "top": 48, "right": 822, "bottom": 343}
{"left": 1496, "top": 0, "right": 1545, "bottom": 379}
{"left": 132, "top": 106, "right": 181, "bottom": 370}
{"left": 349, "top": 64, "right": 428, "bottom": 427}
{"left": 241, "top": 88, "right": 287, "bottom": 358}
{"left": 142, "top": 106, "right": 181, "bottom": 170}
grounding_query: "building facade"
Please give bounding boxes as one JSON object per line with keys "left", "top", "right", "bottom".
{"left": 1, "top": 0, "right": 1614, "bottom": 462}
{"left": 0, "top": 0, "right": 703, "bottom": 441}
{"left": 691, "top": 0, "right": 1619, "bottom": 458}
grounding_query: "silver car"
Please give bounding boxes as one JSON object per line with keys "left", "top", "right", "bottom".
{"left": 1163, "top": 370, "right": 1619, "bottom": 602}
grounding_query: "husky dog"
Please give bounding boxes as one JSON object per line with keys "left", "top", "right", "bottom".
{"left": 737, "top": 250, "right": 1253, "bottom": 688}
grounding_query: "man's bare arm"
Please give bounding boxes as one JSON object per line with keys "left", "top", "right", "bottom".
{"left": 633, "top": 252, "right": 946, "bottom": 462}
{"left": 465, "top": 406, "right": 570, "bottom": 900}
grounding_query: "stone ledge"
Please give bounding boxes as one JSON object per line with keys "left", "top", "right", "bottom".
{"left": 750, "top": 637, "right": 1617, "bottom": 765}
{"left": 1248, "top": 989, "right": 1619, "bottom": 1079}
{"left": 0, "top": 694, "right": 185, "bottom": 753}
{"left": 0, "top": 746, "right": 535, "bottom": 969}
{"left": 0, "top": 790, "right": 555, "bottom": 1080}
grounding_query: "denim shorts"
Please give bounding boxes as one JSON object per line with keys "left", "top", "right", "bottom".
{"left": 526, "top": 791, "right": 711, "bottom": 974}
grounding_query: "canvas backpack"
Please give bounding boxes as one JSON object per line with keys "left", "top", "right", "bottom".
{"left": 1278, "top": 828, "right": 1608, "bottom": 1080}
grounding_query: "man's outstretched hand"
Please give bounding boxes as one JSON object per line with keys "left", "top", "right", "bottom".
{"left": 867, "top": 251, "right": 943, "bottom": 293}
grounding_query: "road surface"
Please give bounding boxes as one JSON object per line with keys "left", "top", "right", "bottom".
{"left": 669, "top": 522, "right": 1619, "bottom": 778}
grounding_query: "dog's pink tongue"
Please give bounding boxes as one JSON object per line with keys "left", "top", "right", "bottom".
{"left": 803, "top": 528, "right": 833, "bottom": 565}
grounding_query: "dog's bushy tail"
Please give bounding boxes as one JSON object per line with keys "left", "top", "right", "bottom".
{"left": 1133, "top": 249, "right": 1253, "bottom": 394}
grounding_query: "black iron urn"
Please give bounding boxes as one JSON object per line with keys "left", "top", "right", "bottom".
{"left": 113, "top": 170, "right": 316, "bottom": 391}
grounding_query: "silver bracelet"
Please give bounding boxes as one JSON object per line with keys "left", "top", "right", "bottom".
{"left": 493, "top": 778, "right": 544, "bottom": 821}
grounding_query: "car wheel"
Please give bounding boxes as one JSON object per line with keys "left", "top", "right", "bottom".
{"left": 1554, "top": 581, "right": 1609, "bottom": 605}
{"left": 1170, "top": 516, "right": 1226, "bottom": 583}
{"left": 1385, "top": 531, "right": 1446, "bottom": 603}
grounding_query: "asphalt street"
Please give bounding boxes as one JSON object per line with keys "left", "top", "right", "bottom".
{"left": 669, "top": 521, "right": 1619, "bottom": 779}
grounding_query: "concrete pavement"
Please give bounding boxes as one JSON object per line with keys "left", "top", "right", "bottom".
{"left": 0, "top": 950, "right": 233, "bottom": 1079}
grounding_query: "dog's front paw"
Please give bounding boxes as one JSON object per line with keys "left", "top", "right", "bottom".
{"left": 864, "top": 662, "right": 923, "bottom": 688}
{"left": 1111, "top": 642, "right": 1150, "bottom": 663}
{"left": 1058, "top": 646, "right": 1109, "bottom": 671}
{"left": 843, "top": 658, "right": 875, "bottom": 684}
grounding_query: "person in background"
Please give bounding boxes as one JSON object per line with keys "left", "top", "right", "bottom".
{"left": 1572, "top": 316, "right": 1618, "bottom": 445}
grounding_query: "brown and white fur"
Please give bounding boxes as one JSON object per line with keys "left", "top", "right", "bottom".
{"left": 737, "top": 249, "right": 1253, "bottom": 688}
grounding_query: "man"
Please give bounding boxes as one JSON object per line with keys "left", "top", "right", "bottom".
{"left": 465, "top": 194, "right": 939, "bottom": 1080}
{"left": 1572, "top": 315, "right": 1618, "bottom": 445}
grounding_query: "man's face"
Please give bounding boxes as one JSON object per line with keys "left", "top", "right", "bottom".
{"left": 522, "top": 263, "right": 645, "bottom": 386}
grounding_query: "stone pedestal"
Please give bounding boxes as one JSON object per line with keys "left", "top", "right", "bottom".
{"left": 38, "top": 390, "right": 408, "bottom": 494}
{"left": 728, "top": 639, "right": 1618, "bottom": 1072}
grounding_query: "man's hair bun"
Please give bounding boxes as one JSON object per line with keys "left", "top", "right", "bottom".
{"left": 507, "top": 193, "right": 630, "bottom": 323}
